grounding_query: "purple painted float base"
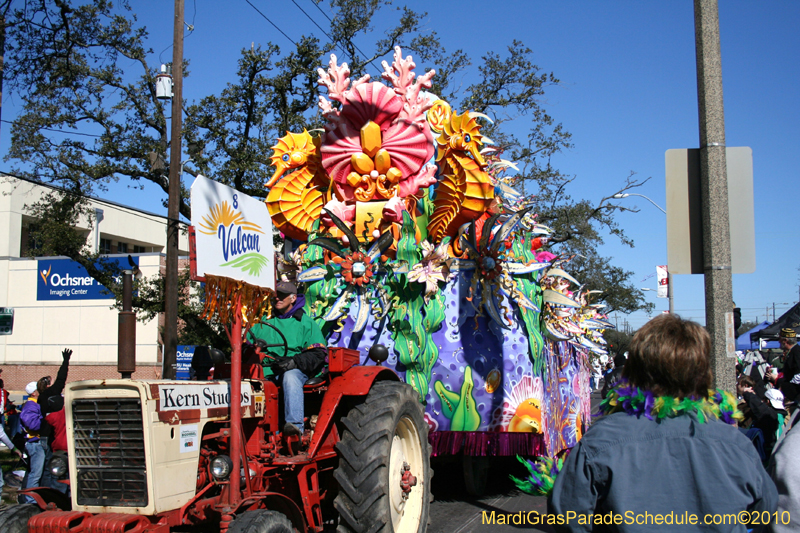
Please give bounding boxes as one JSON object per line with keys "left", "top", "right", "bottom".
{"left": 429, "top": 431, "right": 546, "bottom": 457}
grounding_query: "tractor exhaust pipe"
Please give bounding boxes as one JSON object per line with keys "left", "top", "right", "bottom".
{"left": 118, "top": 270, "right": 136, "bottom": 379}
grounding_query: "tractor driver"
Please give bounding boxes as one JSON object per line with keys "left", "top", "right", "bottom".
{"left": 248, "top": 281, "right": 326, "bottom": 436}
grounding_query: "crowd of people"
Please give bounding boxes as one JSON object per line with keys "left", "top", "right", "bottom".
{"left": 550, "top": 316, "right": 800, "bottom": 532}
{"left": 1, "top": 347, "right": 71, "bottom": 502}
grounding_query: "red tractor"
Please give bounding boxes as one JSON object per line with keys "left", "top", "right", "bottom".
{"left": 4, "top": 339, "right": 431, "bottom": 533}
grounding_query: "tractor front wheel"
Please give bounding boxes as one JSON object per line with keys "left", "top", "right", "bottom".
{"left": 0, "top": 503, "right": 42, "bottom": 533}
{"left": 334, "top": 380, "right": 431, "bottom": 533}
{"left": 228, "top": 510, "right": 294, "bottom": 533}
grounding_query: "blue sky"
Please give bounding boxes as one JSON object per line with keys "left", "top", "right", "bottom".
{"left": 2, "top": 1, "right": 798, "bottom": 330}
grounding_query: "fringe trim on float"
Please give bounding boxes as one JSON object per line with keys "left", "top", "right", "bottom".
{"left": 201, "top": 274, "right": 275, "bottom": 326}
{"left": 428, "top": 431, "right": 546, "bottom": 457}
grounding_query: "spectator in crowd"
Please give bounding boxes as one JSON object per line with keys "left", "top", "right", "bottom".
{"left": 769, "top": 414, "right": 800, "bottom": 533}
{"left": 0, "top": 409, "right": 23, "bottom": 491}
{"left": 44, "top": 395, "right": 67, "bottom": 454}
{"left": 740, "top": 383, "right": 788, "bottom": 460}
{"left": 39, "top": 348, "right": 72, "bottom": 418}
{"left": 18, "top": 348, "right": 72, "bottom": 501}
{"left": 778, "top": 328, "right": 799, "bottom": 407}
{"left": 1, "top": 376, "right": 22, "bottom": 442}
{"left": 549, "top": 314, "right": 776, "bottom": 532}
{"left": 19, "top": 381, "right": 56, "bottom": 503}
{"left": 0, "top": 377, "right": 8, "bottom": 434}
{"left": 738, "top": 371, "right": 768, "bottom": 401}
{"left": 600, "top": 354, "right": 626, "bottom": 400}
{"left": 44, "top": 394, "right": 68, "bottom": 493}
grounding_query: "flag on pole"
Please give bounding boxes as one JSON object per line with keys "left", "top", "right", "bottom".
{"left": 657, "top": 265, "right": 669, "bottom": 299}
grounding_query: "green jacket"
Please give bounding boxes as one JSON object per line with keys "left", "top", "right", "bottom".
{"left": 248, "top": 300, "right": 326, "bottom": 378}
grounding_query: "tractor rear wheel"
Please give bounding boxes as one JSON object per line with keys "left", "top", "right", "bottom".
{"left": 334, "top": 380, "right": 430, "bottom": 533}
{"left": 228, "top": 510, "right": 293, "bottom": 533}
{"left": 0, "top": 503, "right": 42, "bottom": 533}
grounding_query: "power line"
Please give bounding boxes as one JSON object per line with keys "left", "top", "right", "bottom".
{"left": 302, "top": 0, "right": 383, "bottom": 77}
{"left": 291, "top": 0, "right": 333, "bottom": 40}
{"left": 244, "top": 0, "right": 297, "bottom": 46}
{"left": 309, "top": 0, "right": 332, "bottom": 22}
{"left": 159, "top": 0, "right": 197, "bottom": 64}
{"left": 1, "top": 119, "right": 102, "bottom": 138}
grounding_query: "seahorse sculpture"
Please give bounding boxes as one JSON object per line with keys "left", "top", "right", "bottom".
{"left": 427, "top": 109, "right": 495, "bottom": 244}
{"left": 265, "top": 130, "right": 329, "bottom": 241}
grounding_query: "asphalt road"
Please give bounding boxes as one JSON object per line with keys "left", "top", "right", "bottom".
{"left": 429, "top": 456, "right": 554, "bottom": 533}
{"left": 428, "top": 389, "right": 603, "bottom": 532}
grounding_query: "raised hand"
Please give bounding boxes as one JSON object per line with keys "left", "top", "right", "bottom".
{"left": 62, "top": 348, "right": 73, "bottom": 361}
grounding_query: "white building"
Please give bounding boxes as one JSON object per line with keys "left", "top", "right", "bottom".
{"left": 0, "top": 174, "right": 189, "bottom": 392}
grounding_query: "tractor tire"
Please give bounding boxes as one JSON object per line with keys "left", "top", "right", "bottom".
{"left": 228, "top": 510, "right": 294, "bottom": 533}
{"left": 0, "top": 503, "right": 42, "bottom": 533}
{"left": 334, "top": 381, "right": 431, "bottom": 533}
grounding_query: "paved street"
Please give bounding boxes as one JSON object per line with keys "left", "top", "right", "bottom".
{"left": 428, "top": 389, "right": 602, "bottom": 532}
{"left": 429, "top": 456, "right": 553, "bottom": 533}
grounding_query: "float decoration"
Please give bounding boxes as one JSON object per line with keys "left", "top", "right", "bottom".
{"left": 297, "top": 210, "right": 393, "bottom": 333}
{"left": 201, "top": 274, "right": 274, "bottom": 328}
{"left": 510, "top": 455, "right": 564, "bottom": 497}
{"left": 264, "top": 130, "right": 328, "bottom": 241}
{"left": 262, "top": 47, "right": 614, "bottom": 457}
{"left": 384, "top": 211, "right": 448, "bottom": 400}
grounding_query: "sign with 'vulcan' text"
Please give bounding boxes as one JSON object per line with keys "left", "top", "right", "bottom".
{"left": 37, "top": 257, "right": 138, "bottom": 301}
{"left": 157, "top": 383, "right": 253, "bottom": 412}
{"left": 190, "top": 175, "right": 275, "bottom": 288}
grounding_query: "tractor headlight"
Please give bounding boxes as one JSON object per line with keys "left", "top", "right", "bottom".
{"left": 50, "top": 455, "right": 68, "bottom": 479}
{"left": 210, "top": 455, "right": 233, "bottom": 480}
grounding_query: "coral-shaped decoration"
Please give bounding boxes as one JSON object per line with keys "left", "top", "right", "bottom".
{"left": 381, "top": 46, "right": 437, "bottom": 126}
{"left": 265, "top": 130, "right": 329, "bottom": 241}
{"left": 317, "top": 49, "right": 437, "bottom": 217}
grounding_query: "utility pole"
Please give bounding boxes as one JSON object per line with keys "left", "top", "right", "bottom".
{"left": 163, "top": 0, "right": 185, "bottom": 380}
{"left": 667, "top": 272, "right": 674, "bottom": 314}
{"left": 695, "top": 0, "right": 734, "bottom": 391}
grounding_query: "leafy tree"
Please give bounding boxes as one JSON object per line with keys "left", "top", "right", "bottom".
{"left": 603, "top": 329, "right": 634, "bottom": 358}
{"left": 3, "top": 0, "right": 654, "bottom": 345}
{"left": 738, "top": 320, "right": 759, "bottom": 337}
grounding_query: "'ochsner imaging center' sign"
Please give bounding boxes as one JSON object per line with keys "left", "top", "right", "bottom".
{"left": 37, "top": 257, "right": 137, "bottom": 301}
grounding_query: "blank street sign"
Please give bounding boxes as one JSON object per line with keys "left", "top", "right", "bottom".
{"left": 666, "top": 147, "right": 755, "bottom": 275}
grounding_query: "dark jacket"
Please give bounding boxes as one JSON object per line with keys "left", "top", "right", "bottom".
{"left": 549, "top": 411, "right": 777, "bottom": 532}
{"left": 780, "top": 345, "right": 800, "bottom": 402}
{"left": 743, "top": 391, "right": 787, "bottom": 457}
{"left": 601, "top": 366, "right": 624, "bottom": 399}
{"left": 40, "top": 357, "right": 69, "bottom": 418}
{"left": 36, "top": 356, "right": 70, "bottom": 440}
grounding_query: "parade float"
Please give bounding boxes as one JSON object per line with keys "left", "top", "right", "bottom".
{"left": 264, "top": 47, "right": 612, "bottom": 482}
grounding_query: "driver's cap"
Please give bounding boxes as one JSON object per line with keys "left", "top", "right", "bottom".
{"left": 276, "top": 281, "right": 297, "bottom": 296}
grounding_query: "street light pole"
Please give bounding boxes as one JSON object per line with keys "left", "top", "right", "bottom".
{"left": 613, "top": 193, "right": 666, "bottom": 215}
{"left": 615, "top": 193, "right": 673, "bottom": 315}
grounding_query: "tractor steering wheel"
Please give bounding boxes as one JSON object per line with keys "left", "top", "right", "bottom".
{"left": 252, "top": 321, "right": 289, "bottom": 360}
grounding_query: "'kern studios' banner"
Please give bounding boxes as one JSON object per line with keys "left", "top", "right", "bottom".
{"left": 37, "top": 257, "right": 138, "bottom": 301}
